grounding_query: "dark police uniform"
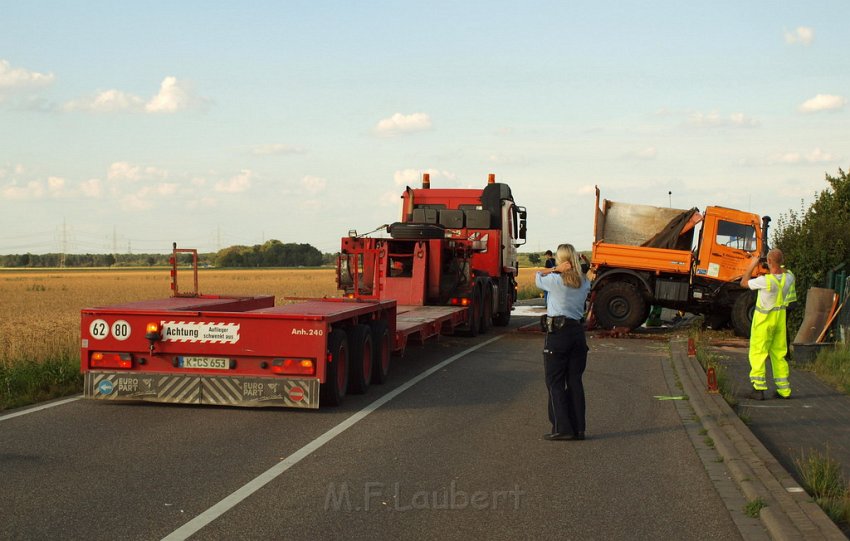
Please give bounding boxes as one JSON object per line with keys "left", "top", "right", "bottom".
{"left": 535, "top": 270, "right": 591, "bottom": 439}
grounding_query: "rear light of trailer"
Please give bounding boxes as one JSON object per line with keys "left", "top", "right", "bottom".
{"left": 271, "top": 358, "right": 315, "bottom": 376}
{"left": 90, "top": 352, "right": 133, "bottom": 369}
{"left": 450, "top": 297, "right": 471, "bottom": 306}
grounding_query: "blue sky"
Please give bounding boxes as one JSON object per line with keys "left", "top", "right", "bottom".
{"left": 1, "top": 1, "right": 848, "bottom": 255}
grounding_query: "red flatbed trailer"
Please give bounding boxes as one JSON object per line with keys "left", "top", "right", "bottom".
{"left": 80, "top": 175, "right": 525, "bottom": 409}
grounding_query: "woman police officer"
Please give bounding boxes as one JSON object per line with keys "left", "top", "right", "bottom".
{"left": 534, "top": 244, "right": 591, "bottom": 441}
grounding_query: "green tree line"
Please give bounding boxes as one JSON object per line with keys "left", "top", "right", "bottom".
{"left": 773, "top": 167, "right": 850, "bottom": 337}
{"left": 1, "top": 239, "right": 333, "bottom": 268}
{"left": 214, "top": 240, "right": 325, "bottom": 267}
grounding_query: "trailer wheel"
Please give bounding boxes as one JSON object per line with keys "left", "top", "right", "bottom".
{"left": 321, "top": 329, "right": 349, "bottom": 407}
{"left": 594, "top": 282, "right": 648, "bottom": 330}
{"left": 731, "top": 292, "right": 755, "bottom": 338}
{"left": 479, "top": 283, "right": 493, "bottom": 334}
{"left": 370, "top": 320, "right": 391, "bottom": 384}
{"left": 347, "top": 324, "right": 373, "bottom": 394}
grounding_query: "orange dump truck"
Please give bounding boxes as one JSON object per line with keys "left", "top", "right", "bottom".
{"left": 590, "top": 187, "right": 769, "bottom": 336}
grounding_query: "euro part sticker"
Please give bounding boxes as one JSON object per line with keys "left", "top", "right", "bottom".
{"left": 161, "top": 321, "right": 240, "bottom": 344}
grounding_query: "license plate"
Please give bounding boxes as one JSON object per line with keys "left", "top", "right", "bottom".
{"left": 180, "top": 356, "right": 230, "bottom": 370}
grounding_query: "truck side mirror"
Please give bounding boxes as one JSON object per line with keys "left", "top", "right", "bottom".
{"left": 518, "top": 207, "right": 527, "bottom": 240}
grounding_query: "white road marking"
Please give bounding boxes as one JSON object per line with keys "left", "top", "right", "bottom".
{"left": 161, "top": 335, "right": 504, "bottom": 541}
{"left": 0, "top": 396, "right": 82, "bottom": 422}
{"left": 511, "top": 305, "right": 546, "bottom": 317}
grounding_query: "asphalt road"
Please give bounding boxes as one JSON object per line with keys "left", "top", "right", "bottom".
{"left": 1, "top": 316, "right": 743, "bottom": 540}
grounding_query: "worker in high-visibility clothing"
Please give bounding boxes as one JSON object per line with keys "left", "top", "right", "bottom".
{"left": 740, "top": 249, "right": 797, "bottom": 400}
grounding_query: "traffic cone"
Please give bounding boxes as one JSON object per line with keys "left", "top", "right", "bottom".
{"left": 707, "top": 367, "right": 719, "bottom": 394}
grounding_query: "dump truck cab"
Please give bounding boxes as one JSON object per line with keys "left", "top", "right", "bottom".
{"left": 694, "top": 206, "right": 765, "bottom": 283}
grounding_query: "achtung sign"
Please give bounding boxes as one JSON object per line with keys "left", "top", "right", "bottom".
{"left": 161, "top": 321, "right": 240, "bottom": 344}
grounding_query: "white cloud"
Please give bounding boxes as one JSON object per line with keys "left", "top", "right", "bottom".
{"left": 374, "top": 112, "right": 432, "bottom": 137}
{"left": 1, "top": 180, "right": 44, "bottom": 200}
{"left": 107, "top": 161, "right": 168, "bottom": 182}
{"left": 64, "top": 76, "right": 204, "bottom": 114}
{"left": 629, "top": 147, "right": 657, "bottom": 160}
{"left": 728, "top": 113, "right": 759, "bottom": 127}
{"left": 379, "top": 190, "right": 402, "bottom": 207}
{"left": 215, "top": 169, "right": 253, "bottom": 193}
{"left": 63, "top": 89, "right": 145, "bottom": 113}
{"left": 47, "top": 176, "right": 66, "bottom": 195}
{"left": 186, "top": 196, "right": 217, "bottom": 210}
{"left": 120, "top": 193, "right": 154, "bottom": 211}
{"left": 799, "top": 94, "right": 846, "bottom": 113}
{"left": 79, "top": 178, "right": 103, "bottom": 198}
{"left": 772, "top": 148, "right": 836, "bottom": 164}
{"left": 301, "top": 175, "right": 327, "bottom": 194}
{"left": 488, "top": 153, "right": 529, "bottom": 165}
{"left": 252, "top": 144, "right": 306, "bottom": 156}
{"left": 145, "top": 76, "right": 192, "bottom": 113}
{"left": 784, "top": 27, "right": 814, "bottom": 45}
{"left": 0, "top": 59, "right": 55, "bottom": 90}
{"left": 392, "top": 168, "right": 456, "bottom": 186}
{"left": 688, "top": 111, "right": 759, "bottom": 127}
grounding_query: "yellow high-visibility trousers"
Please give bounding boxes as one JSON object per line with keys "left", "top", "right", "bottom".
{"left": 748, "top": 310, "right": 791, "bottom": 397}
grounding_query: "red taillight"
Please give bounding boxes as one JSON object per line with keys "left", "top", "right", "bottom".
{"left": 271, "top": 358, "right": 315, "bottom": 376}
{"left": 450, "top": 297, "right": 471, "bottom": 306}
{"left": 91, "top": 352, "right": 133, "bottom": 369}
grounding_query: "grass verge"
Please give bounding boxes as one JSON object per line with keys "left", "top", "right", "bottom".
{"left": 743, "top": 497, "right": 766, "bottom": 518}
{"left": 803, "top": 345, "right": 850, "bottom": 395}
{"left": 690, "top": 327, "right": 737, "bottom": 408}
{"left": 794, "top": 447, "right": 850, "bottom": 525}
{"left": 0, "top": 352, "right": 82, "bottom": 412}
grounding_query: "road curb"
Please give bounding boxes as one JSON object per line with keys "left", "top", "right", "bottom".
{"left": 670, "top": 339, "right": 846, "bottom": 541}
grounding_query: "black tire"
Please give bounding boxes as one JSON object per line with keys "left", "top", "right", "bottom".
{"left": 320, "top": 329, "right": 348, "bottom": 407}
{"left": 388, "top": 222, "right": 446, "bottom": 240}
{"left": 594, "top": 282, "right": 648, "bottom": 330}
{"left": 706, "top": 312, "right": 730, "bottom": 331}
{"left": 347, "top": 324, "right": 373, "bottom": 394}
{"left": 493, "top": 276, "right": 513, "bottom": 327}
{"left": 479, "top": 283, "right": 493, "bottom": 334}
{"left": 731, "top": 291, "right": 755, "bottom": 338}
{"left": 370, "top": 320, "right": 391, "bottom": 384}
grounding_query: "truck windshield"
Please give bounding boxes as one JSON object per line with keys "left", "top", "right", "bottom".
{"left": 715, "top": 220, "right": 757, "bottom": 251}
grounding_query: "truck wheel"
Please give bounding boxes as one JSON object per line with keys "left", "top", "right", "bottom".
{"left": 493, "top": 277, "right": 512, "bottom": 327}
{"left": 370, "top": 320, "right": 391, "bottom": 384}
{"left": 347, "top": 324, "right": 373, "bottom": 394}
{"left": 594, "top": 282, "right": 648, "bottom": 330}
{"left": 458, "top": 287, "right": 482, "bottom": 336}
{"left": 320, "top": 329, "right": 349, "bottom": 407}
{"left": 479, "top": 284, "right": 493, "bottom": 334}
{"left": 731, "top": 292, "right": 755, "bottom": 338}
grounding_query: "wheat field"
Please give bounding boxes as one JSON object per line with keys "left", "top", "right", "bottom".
{"left": 0, "top": 268, "right": 339, "bottom": 364}
{"left": 0, "top": 267, "right": 540, "bottom": 365}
